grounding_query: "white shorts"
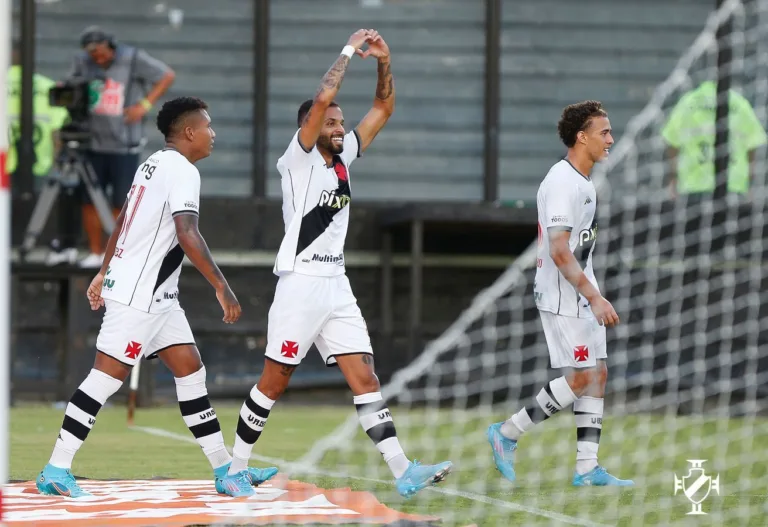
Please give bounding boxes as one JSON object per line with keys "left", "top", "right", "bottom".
{"left": 96, "top": 300, "right": 195, "bottom": 366}
{"left": 539, "top": 310, "right": 607, "bottom": 369}
{"left": 265, "top": 272, "right": 373, "bottom": 367}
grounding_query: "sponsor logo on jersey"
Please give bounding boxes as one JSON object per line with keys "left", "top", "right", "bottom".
{"left": 163, "top": 291, "right": 179, "bottom": 300}
{"left": 551, "top": 215, "right": 569, "bottom": 224}
{"left": 579, "top": 225, "right": 598, "bottom": 246}
{"left": 311, "top": 253, "right": 344, "bottom": 265}
{"left": 319, "top": 189, "right": 350, "bottom": 210}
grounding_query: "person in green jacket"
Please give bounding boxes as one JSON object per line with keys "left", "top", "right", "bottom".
{"left": 661, "top": 81, "right": 767, "bottom": 198}
{"left": 6, "top": 41, "right": 77, "bottom": 265}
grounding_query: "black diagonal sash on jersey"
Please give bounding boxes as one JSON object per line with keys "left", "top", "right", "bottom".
{"left": 296, "top": 156, "right": 351, "bottom": 256}
{"left": 153, "top": 243, "right": 185, "bottom": 294}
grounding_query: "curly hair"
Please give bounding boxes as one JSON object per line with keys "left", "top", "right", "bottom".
{"left": 156, "top": 97, "right": 208, "bottom": 139}
{"left": 557, "top": 101, "right": 607, "bottom": 148}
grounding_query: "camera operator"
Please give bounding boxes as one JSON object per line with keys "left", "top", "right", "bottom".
{"left": 71, "top": 26, "right": 175, "bottom": 267}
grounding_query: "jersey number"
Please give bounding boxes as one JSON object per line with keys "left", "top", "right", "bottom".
{"left": 119, "top": 184, "right": 147, "bottom": 245}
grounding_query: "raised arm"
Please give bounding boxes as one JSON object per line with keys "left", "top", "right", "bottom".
{"left": 355, "top": 33, "right": 394, "bottom": 153}
{"left": 299, "top": 29, "right": 372, "bottom": 152}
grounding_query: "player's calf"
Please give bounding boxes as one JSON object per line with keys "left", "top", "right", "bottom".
{"left": 174, "top": 365, "right": 232, "bottom": 471}
{"left": 336, "top": 354, "right": 452, "bottom": 489}
{"left": 38, "top": 367, "right": 124, "bottom": 496}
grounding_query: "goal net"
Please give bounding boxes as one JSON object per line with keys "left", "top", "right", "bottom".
{"left": 298, "top": 0, "right": 767, "bottom": 524}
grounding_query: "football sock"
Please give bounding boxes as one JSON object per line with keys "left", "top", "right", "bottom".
{"left": 574, "top": 396, "right": 603, "bottom": 475}
{"left": 175, "top": 366, "right": 232, "bottom": 470}
{"left": 354, "top": 391, "right": 410, "bottom": 478}
{"left": 229, "top": 386, "right": 275, "bottom": 476}
{"left": 500, "top": 376, "right": 577, "bottom": 441}
{"left": 49, "top": 369, "right": 123, "bottom": 469}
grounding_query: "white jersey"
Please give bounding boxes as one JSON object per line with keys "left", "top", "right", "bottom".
{"left": 100, "top": 148, "right": 201, "bottom": 314}
{"left": 534, "top": 159, "right": 599, "bottom": 319}
{"left": 273, "top": 129, "right": 361, "bottom": 277}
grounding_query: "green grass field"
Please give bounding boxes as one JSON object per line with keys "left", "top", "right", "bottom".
{"left": 10, "top": 403, "right": 767, "bottom": 526}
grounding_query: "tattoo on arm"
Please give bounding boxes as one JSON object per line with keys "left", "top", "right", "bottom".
{"left": 317, "top": 55, "right": 351, "bottom": 95}
{"left": 375, "top": 60, "right": 393, "bottom": 101}
{"left": 361, "top": 354, "right": 373, "bottom": 366}
{"left": 280, "top": 365, "right": 295, "bottom": 377}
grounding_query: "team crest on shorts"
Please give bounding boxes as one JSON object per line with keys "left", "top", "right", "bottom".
{"left": 281, "top": 340, "right": 299, "bottom": 358}
{"left": 125, "top": 341, "right": 143, "bottom": 360}
{"left": 573, "top": 345, "right": 589, "bottom": 362}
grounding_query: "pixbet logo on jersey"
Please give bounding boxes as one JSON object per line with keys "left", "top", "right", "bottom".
{"left": 319, "top": 189, "right": 350, "bottom": 210}
{"left": 578, "top": 225, "right": 598, "bottom": 247}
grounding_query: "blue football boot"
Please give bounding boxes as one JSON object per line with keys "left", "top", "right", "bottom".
{"left": 572, "top": 465, "right": 634, "bottom": 486}
{"left": 395, "top": 460, "right": 453, "bottom": 498}
{"left": 487, "top": 422, "right": 517, "bottom": 482}
{"left": 36, "top": 464, "right": 91, "bottom": 498}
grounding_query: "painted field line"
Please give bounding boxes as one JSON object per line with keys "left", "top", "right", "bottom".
{"left": 132, "top": 425, "right": 608, "bottom": 527}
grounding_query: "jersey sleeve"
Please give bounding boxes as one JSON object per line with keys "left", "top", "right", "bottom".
{"left": 339, "top": 129, "right": 362, "bottom": 167}
{"left": 168, "top": 165, "right": 201, "bottom": 217}
{"left": 734, "top": 96, "right": 768, "bottom": 151}
{"left": 281, "top": 130, "right": 314, "bottom": 163}
{"left": 134, "top": 48, "right": 172, "bottom": 85}
{"left": 543, "top": 175, "right": 578, "bottom": 230}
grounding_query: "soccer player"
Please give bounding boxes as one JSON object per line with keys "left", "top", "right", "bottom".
{"left": 36, "top": 97, "right": 277, "bottom": 498}
{"left": 218, "top": 29, "right": 452, "bottom": 498}
{"left": 487, "top": 101, "right": 634, "bottom": 486}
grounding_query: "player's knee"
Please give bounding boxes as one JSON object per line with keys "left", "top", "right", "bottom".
{"left": 352, "top": 371, "right": 380, "bottom": 395}
{"left": 567, "top": 368, "right": 598, "bottom": 396}
{"left": 597, "top": 362, "right": 608, "bottom": 387}
{"left": 256, "top": 383, "right": 286, "bottom": 401}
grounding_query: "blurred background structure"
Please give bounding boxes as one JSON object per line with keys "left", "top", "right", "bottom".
{"left": 7, "top": 0, "right": 766, "bottom": 408}
{"left": 5, "top": 0, "right": 768, "bottom": 525}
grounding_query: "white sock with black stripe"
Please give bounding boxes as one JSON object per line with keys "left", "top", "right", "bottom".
{"left": 500, "top": 376, "right": 577, "bottom": 440}
{"left": 49, "top": 369, "right": 123, "bottom": 469}
{"left": 175, "top": 366, "right": 232, "bottom": 470}
{"left": 228, "top": 385, "right": 275, "bottom": 476}
{"left": 574, "top": 396, "right": 603, "bottom": 475}
{"left": 354, "top": 392, "right": 410, "bottom": 478}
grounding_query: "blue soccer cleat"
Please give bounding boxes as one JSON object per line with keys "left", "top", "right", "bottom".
{"left": 572, "top": 465, "right": 634, "bottom": 486}
{"left": 246, "top": 466, "right": 279, "bottom": 486}
{"left": 215, "top": 470, "right": 255, "bottom": 497}
{"left": 487, "top": 422, "right": 517, "bottom": 482}
{"left": 36, "top": 464, "right": 91, "bottom": 498}
{"left": 214, "top": 462, "right": 279, "bottom": 487}
{"left": 395, "top": 460, "right": 453, "bottom": 498}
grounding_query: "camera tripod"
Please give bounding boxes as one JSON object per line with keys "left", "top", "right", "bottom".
{"left": 19, "top": 141, "right": 116, "bottom": 262}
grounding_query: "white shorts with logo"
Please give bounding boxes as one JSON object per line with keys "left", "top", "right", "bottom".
{"left": 96, "top": 299, "right": 196, "bottom": 366}
{"left": 539, "top": 310, "right": 607, "bottom": 369}
{"left": 266, "top": 272, "right": 373, "bottom": 367}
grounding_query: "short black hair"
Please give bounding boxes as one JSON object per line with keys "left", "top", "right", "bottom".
{"left": 557, "top": 101, "right": 608, "bottom": 148}
{"left": 297, "top": 99, "right": 340, "bottom": 128}
{"left": 156, "top": 97, "right": 208, "bottom": 139}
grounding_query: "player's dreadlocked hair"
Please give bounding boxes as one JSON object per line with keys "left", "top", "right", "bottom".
{"left": 557, "top": 100, "right": 607, "bottom": 148}
{"left": 157, "top": 97, "right": 208, "bottom": 139}
{"left": 297, "top": 99, "right": 340, "bottom": 128}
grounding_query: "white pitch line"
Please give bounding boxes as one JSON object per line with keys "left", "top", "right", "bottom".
{"left": 132, "top": 425, "right": 608, "bottom": 527}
